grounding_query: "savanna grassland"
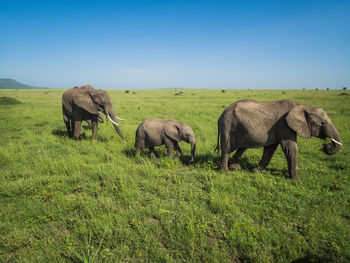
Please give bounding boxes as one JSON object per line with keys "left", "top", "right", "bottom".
{"left": 0, "top": 88, "right": 349, "bottom": 262}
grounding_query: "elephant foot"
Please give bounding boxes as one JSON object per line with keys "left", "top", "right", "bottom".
{"left": 135, "top": 149, "right": 141, "bottom": 157}
{"left": 253, "top": 166, "right": 263, "bottom": 173}
{"left": 150, "top": 153, "right": 158, "bottom": 161}
{"left": 229, "top": 163, "right": 241, "bottom": 170}
{"left": 291, "top": 175, "right": 300, "bottom": 180}
{"left": 220, "top": 166, "right": 230, "bottom": 173}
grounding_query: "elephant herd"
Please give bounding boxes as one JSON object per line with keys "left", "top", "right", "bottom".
{"left": 62, "top": 85, "right": 343, "bottom": 180}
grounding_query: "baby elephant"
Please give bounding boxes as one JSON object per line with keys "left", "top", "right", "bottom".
{"left": 135, "top": 118, "right": 196, "bottom": 162}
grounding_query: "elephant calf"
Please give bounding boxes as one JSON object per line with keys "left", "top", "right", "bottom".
{"left": 135, "top": 118, "right": 196, "bottom": 162}
{"left": 216, "top": 99, "right": 342, "bottom": 179}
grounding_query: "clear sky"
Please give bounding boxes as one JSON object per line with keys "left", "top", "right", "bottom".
{"left": 1, "top": 0, "right": 349, "bottom": 89}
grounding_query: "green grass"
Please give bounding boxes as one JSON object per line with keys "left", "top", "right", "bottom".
{"left": 0, "top": 88, "right": 349, "bottom": 262}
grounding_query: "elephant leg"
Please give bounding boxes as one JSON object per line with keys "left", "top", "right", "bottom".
{"left": 174, "top": 142, "right": 182, "bottom": 158}
{"left": 135, "top": 139, "right": 144, "bottom": 157}
{"left": 164, "top": 137, "right": 175, "bottom": 158}
{"left": 71, "top": 120, "right": 75, "bottom": 136}
{"left": 91, "top": 121, "right": 98, "bottom": 139}
{"left": 229, "top": 148, "right": 246, "bottom": 170}
{"left": 73, "top": 121, "right": 82, "bottom": 141}
{"left": 135, "top": 147, "right": 141, "bottom": 157}
{"left": 231, "top": 148, "right": 246, "bottom": 163}
{"left": 256, "top": 143, "right": 279, "bottom": 171}
{"left": 63, "top": 115, "right": 72, "bottom": 138}
{"left": 149, "top": 147, "right": 158, "bottom": 161}
{"left": 221, "top": 145, "right": 231, "bottom": 172}
{"left": 280, "top": 140, "right": 299, "bottom": 180}
{"left": 86, "top": 119, "right": 92, "bottom": 129}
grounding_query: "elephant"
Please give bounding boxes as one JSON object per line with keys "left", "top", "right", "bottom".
{"left": 216, "top": 99, "right": 342, "bottom": 180}
{"left": 135, "top": 118, "right": 196, "bottom": 162}
{"left": 62, "top": 85, "right": 127, "bottom": 140}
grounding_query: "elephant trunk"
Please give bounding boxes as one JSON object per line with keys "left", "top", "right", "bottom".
{"left": 106, "top": 107, "right": 127, "bottom": 141}
{"left": 97, "top": 111, "right": 104, "bottom": 123}
{"left": 190, "top": 140, "right": 196, "bottom": 163}
{"left": 323, "top": 124, "right": 342, "bottom": 155}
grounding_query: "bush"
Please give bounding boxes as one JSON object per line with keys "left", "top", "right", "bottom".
{"left": 0, "top": 96, "right": 22, "bottom": 105}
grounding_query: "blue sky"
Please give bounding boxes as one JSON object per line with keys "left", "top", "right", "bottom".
{"left": 0, "top": 0, "right": 349, "bottom": 89}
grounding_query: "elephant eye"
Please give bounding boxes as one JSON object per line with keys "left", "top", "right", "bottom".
{"left": 321, "top": 121, "right": 326, "bottom": 125}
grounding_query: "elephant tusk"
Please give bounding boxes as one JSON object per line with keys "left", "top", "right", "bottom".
{"left": 331, "top": 138, "right": 343, "bottom": 146}
{"left": 108, "top": 115, "right": 119, "bottom": 126}
{"left": 115, "top": 115, "right": 125, "bottom": 121}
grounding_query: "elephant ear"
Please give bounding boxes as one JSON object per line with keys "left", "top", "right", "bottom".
{"left": 164, "top": 121, "right": 181, "bottom": 142}
{"left": 73, "top": 91, "right": 98, "bottom": 115}
{"left": 286, "top": 105, "right": 311, "bottom": 139}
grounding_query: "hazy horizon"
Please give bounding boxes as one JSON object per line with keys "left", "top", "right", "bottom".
{"left": 1, "top": 0, "right": 349, "bottom": 90}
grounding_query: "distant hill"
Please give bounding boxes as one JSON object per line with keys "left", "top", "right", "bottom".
{"left": 0, "top": 79, "right": 47, "bottom": 89}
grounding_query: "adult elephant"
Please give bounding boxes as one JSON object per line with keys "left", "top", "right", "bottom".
{"left": 62, "top": 85, "right": 127, "bottom": 140}
{"left": 216, "top": 99, "right": 342, "bottom": 180}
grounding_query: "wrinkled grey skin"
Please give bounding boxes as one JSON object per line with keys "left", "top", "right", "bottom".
{"left": 86, "top": 111, "right": 104, "bottom": 128}
{"left": 79, "top": 85, "right": 104, "bottom": 127}
{"left": 62, "top": 85, "right": 126, "bottom": 140}
{"left": 135, "top": 118, "right": 196, "bottom": 162}
{"left": 216, "top": 99, "right": 342, "bottom": 180}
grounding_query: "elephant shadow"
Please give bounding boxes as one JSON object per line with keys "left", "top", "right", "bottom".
{"left": 122, "top": 146, "right": 202, "bottom": 166}
{"left": 122, "top": 147, "right": 286, "bottom": 176}
{"left": 97, "top": 136, "right": 111, "bottom": 142}
{"left": 52, "top": 127, "right": 88, "bottom": 140}
{"left": 122, "top": 147, "right": 172, "bottom": 159}
{"left": 194, "top": 154, "right": 264, "bottom": 172}
{"left": 52, "top": 124, "right": 91, "bottom": 137}
{"left": 122, "top": 147, "right": 137, "bottom": 158}
{"left": 234, "top": 156, "right": 287, "bottom": 176}
{"left": 232, "top": 156, "right": 256, "bottom": 171}
{"left": 52, "top": 127, "right": 68, "bottom": 137}
{"left": 52, "top": 125, "right": 112, "bottom": 141}
{"left": 122, "top": 147, "right": 163, "bottom": 159}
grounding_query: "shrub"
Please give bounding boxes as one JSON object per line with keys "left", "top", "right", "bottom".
{"left": 0, "top": 96, "right": 22, "bottom": 105}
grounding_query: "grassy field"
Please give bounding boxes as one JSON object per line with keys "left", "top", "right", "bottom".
{"left": 0, "top": 88, "right": 349, "bottom": 262}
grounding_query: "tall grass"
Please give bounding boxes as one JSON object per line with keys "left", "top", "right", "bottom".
{"left": 0, "top": 89, "right": 349, "bottom": 262}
